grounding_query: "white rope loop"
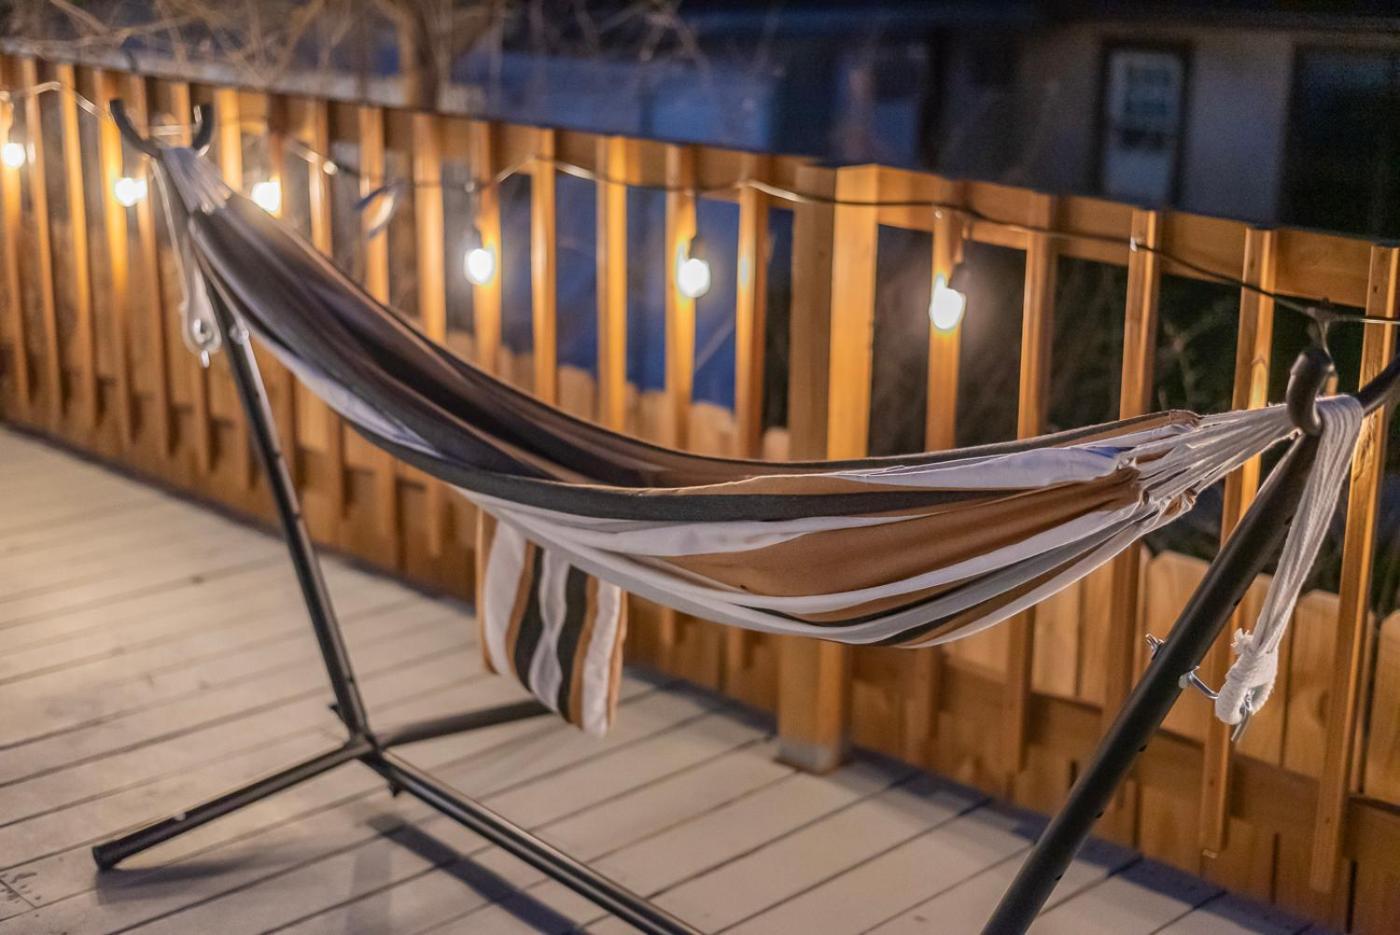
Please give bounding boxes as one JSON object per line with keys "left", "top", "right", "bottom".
{"left": 1215, "top": 395, "right": 1364, "bottom": 726}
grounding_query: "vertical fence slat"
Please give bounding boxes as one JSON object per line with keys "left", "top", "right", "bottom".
{"left": 724, "top": 153, "right": 770, "bottom": 684}
{"left": 95, "top": 69, "right": 133, "bottom": 446}
{"left": 412, "top": 111, "right": 449, "bottom": 556}
{"left": 213, "top": 86, "right": 254, "bottom": 489}
{"left": 20, "top": 58, "right": 61, "bottom": 428}
{"left": 663, "top": 144, "right": 696, "bottom": 451}
{"left": 778, "top": 163, "right": 880, "bottom": 773}
{"left": 1003, "top": 193, "right": 1057, "bottom": 786}
{"left": 1099, "top": 208, "right": 1161, "bottom": 828}
{"left": 468, "top": 120, "right": 501, "bottom": 375}
{"left": 302, "top": 97, "right": 345, "bottom": 538}
{"left": 785, "top": 164, "right": 834, "bottom": 461}
{"left": 1199, "top": 226, "right": 1277, "bottom": 855}
{"left": 125, "top": 76, "right": 172, "bottom": 457}
{"left": 56, "top": 63, "right": 97, "bottom": 433}
{"left": 358, "top": 104, "right": 401, "bottom": 561}
{"left": 262, "top": 94, "right": 300, "bottom": 491}
{"left": 595, "top": 136, "right": 629, "bottom": 432}
{"left": 165, "top": 80, "right": 212, "bottom": 474}
{"left": 1310, "top": 245, "right": 1399, "bottom": 894}
{"left": 0, "top": 65, "right": 31, "bottom": 419}
{"left": 531, "top": 127, "right": 558, "bottom": 405}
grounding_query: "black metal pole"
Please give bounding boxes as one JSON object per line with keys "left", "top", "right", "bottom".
{"left": 92, "top": 737, "right": 374, "bottom": 869}
{"left": 982, "top": 433, "right": 1321, "bottom": 933}
{"left": 364, "top": 751, "right": 702, "bottom": 935}
{"left": 377, "top": 700, "right": 550, "bottom": 748}
{"left": 208, "top": 292, "right": 372, "bottom": 737}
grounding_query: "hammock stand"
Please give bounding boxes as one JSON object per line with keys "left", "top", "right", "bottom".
{"left": 88, "top": 103, "right": 1400, "bottom": 935}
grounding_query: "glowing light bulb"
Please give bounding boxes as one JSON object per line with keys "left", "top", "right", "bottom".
{"left": 929, "top": 274, "right": 966, "bottom": 333}
{"left": 464, "top": 245, "right": 496, "bottom": 285}
{"left": 676, "top": 249, "right": 711, "bottom": 300}
{"left": 113, "top": 175, "right": 147, "bottom": 207}
{"left": 2, "top": 141, "right": 25, "bottom": 169}
{"left": 250, "top": 180, "right": 282, "bottom": 213}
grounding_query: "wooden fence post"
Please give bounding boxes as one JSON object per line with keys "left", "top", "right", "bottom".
{"left": 778, "top": 163, "right": 880, "bottom": 773}
{"left": 1310, "top": 245, "right": 1398, "bottom": 900}
{"left": 1003, "top": 192, "right": 1057, "bottom": 789}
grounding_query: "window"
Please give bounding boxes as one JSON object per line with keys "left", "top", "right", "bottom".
{"left": 1099, "top": 47, "right": 1187, "bottom": 205}
{"left": 1283, "top": 49, "right": 1400, "bottom": 239}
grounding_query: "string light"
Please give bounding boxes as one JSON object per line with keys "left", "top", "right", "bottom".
{"left": 250, "top": 179, "right": 282, "bottom": 213}
{"left": 0, "top": 79, "right": 1393, "bottom": 333}
{"left": 1, "top": 139, "right": 24, "bottom": 169}
{"left": 676, "top": 235, "right": 711, "bottom": 299}
{"left": 463, "top": 225, "right": 495, "bottom": 285}
{"left": 113, "top": 175, "right": 147, "bottom": 207}
{"left": 929, "top": 273, "right": 966, "bottom": 332}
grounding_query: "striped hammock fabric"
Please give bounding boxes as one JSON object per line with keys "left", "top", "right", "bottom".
{"left": 153, "top": 149, "right": 1361, "bottom": 736}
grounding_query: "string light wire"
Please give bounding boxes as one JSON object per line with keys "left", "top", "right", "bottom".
{"left": 4, "top": 79, "right": 1395, "bottom": 333}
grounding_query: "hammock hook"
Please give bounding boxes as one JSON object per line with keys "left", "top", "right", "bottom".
{"left": 1285, "top": 343, "right": 1334, "bottom": 436}
{"left": 109, "top": 99, "right": 214, "bottom": 158}
{"left": 1145, "top": 634, "right": 1253, "bottom": 739}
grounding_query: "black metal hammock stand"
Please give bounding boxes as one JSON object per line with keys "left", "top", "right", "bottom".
{"left": 89, "top": 102, "right": 1400, "bottom": 935}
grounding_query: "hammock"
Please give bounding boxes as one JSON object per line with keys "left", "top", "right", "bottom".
{"left": 153, "top": 148, "right": 1363, "bottom": 737}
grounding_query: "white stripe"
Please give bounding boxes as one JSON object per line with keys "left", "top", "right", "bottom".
{"left": 482, "top": 520, "right": 528, "bottom": 677}
{"left": 579, "top": 578, "right": 624, "bottom": 736}
{"left": 526, "top": 549, "right": 570, "bottom": 712}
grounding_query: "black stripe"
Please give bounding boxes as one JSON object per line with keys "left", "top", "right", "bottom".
{"left": 512, "top": 547, "right": 547, "bottom": 689}
{"left": 553, "top": 565, "right": 592, "bottom": 721}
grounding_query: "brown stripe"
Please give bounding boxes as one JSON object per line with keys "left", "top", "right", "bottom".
{"left": 895, "top": 547, "right": 1096, "bottom": 646}
{"left": 667, "top": 470, "right": 1139, "bottom": 599}
{"left": 503, "top": 540, "right": 538, "bottom": 679}
{"left": 478, "top": 514, "right": 498, "bottom": 674}
{"left": 568, "top": 574, "right": 600, "bottom": 726}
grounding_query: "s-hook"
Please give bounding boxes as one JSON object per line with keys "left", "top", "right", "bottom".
{"left": 108, "top": 98, "right": 214, "bottom": 157}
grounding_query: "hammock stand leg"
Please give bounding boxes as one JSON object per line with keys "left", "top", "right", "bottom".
{"left": 88, "top": 295, "right": 701, "bottom": 935}
{"left": 982, "top": 432, "right": 1321, "bottom": 934}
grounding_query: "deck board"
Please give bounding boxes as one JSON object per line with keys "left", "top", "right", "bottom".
{"left": 0, "top": 428, "right": 1305, "bottom": 933}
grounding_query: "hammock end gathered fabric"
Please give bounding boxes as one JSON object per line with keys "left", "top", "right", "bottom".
{"left": 1213, "top": 628, "right": 1276, "bottom": 727}
{"left": 1214, "top": 394, "right": 1364, "bottom": 735}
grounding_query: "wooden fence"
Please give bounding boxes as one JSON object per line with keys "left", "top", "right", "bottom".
{"left": 1, "top": 54, "right": 1398, "bottom": 932}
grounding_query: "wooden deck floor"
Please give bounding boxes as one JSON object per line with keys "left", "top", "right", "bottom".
{"left": 0, "top": 427, "right": 1329, "bottom": 934}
